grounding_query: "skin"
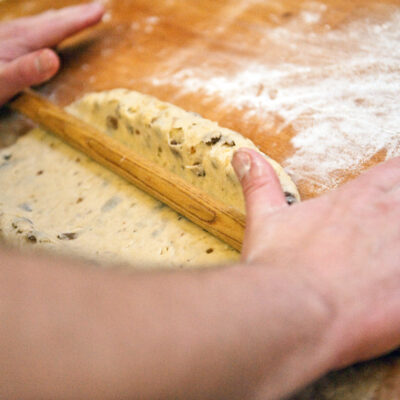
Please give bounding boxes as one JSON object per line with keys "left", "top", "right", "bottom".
{"left": 1, "top": 4, "right": 400, "bottom": 400}
{"left": 233, "top": 150, "right": 400, "bottom": 368}
{"left": 0, "top": 3, "right": 104, "bottom": 104}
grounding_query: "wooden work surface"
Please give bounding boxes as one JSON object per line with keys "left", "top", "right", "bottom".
{"left": 1, "top": 0, "right": 400, "bottom": 398}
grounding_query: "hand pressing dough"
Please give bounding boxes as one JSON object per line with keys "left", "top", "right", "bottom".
{"left": 0, "top": 90, "right": 299, "bottom": 268}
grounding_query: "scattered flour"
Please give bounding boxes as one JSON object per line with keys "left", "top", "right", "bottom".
{"left": 151, "top": 4, "right": 400, "bottom": 193}
{"left": 145, "top": 16, "right": 160, "bottom": 25}
{"left": 102, "top": 11, "right": 112, "bottom": 23}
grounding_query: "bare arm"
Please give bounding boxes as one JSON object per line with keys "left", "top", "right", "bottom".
{"left": 0, "top": 246, "right": 334, "bottom": 400}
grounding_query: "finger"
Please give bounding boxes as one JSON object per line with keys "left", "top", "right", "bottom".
{"left": 0, "top": 49, "right": 59, "bottom": 106}
{"left": 0, "top": 3, "right": 104, "bottom": 59}
{"left": 232, "top": 149, "right": 288, "bottom": 222}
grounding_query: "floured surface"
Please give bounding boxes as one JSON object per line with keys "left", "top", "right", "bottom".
{"left": 148, "top": 3, "right": 400, "bottom": 194}
{"left": 2, "top": 0, "right": 395, "bottom": 200}
{"left": 0, "top": 128, "right": 238, "bottom": 268}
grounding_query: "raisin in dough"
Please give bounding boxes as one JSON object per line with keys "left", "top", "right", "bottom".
{"left": 0, "top": 90, "right": 299, "bottom": 268}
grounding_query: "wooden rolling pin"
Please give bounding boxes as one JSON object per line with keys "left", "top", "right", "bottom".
{"left": 10, "top": 90, "right": 245, "bottom": 251}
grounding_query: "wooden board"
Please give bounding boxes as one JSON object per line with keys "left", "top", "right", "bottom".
{"left": 1, "top": 0, "right": 400, "bottom": 398}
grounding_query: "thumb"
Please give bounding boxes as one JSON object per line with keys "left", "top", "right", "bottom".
{"left": 232, "top": 149, "right": 288, "bottom": 259}
{"left": 232, "top": 149, "right": 288, "bottom": 218}
{"left": 0, "top": 49, "right": 59, "bottom": 106}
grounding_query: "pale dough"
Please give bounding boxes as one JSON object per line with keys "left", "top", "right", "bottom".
{"left": 0, "top": 90, "right": 299, "bottom": 268}
{"left": 67, "top": 89, "right": 300, "bottom": 211}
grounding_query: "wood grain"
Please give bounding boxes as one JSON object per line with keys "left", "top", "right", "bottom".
{"left": 10, "top": 90, "right": 245, "bottom": 251}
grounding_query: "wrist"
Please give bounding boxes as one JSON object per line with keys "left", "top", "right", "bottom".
{"left": 228, "top": 263, "right": 340, "bottom": 399}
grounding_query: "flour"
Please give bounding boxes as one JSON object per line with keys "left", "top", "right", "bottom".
{"left": 150, "top": 4, "right": 400, "bottom": 193}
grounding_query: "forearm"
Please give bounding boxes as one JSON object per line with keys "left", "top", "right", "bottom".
{"left": 0, "top": 248, "right": 337, "bottom": 400}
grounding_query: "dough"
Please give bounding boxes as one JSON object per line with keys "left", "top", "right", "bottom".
{"left": 67, "top": 89, "right": 300, "bottom": 211}
{"left": 0, "top": 90, "right": 299, "bottom": 268}
{"left": 0, "top": 129, "right": 239, "bottom": 268}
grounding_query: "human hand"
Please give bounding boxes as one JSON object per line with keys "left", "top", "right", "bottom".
{"left": 0, "top": 3, "right": 104, "bottom": 106}
{"left": 232, "top": 149, "right": 400, "bottom": 369}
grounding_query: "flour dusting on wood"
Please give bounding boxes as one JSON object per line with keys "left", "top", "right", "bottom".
{"left": 151, "top": 4, "right": 400, "bottom": 193}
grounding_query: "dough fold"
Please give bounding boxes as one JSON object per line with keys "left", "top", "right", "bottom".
{"left": 67, "top": 89, "right": 300, "bottom": 212}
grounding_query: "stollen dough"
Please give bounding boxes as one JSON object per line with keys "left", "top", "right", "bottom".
{"left": 0, "top": 90, "right": 299, "bottom": 268}
{"left": 67, "top": 89, "right": 300, "bottom": 211}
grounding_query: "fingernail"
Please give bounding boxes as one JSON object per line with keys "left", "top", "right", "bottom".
{"left": 88, "top": 2, "right": 105, "bottom": 14}
{"left": 35, "top": 51, "right": 54, "bottom": 74}
{"left": 252, "top": 156, "right": 268, "bottom": 178}
{"left": 232, "top": 150, "right": 251, "bottom": 181}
